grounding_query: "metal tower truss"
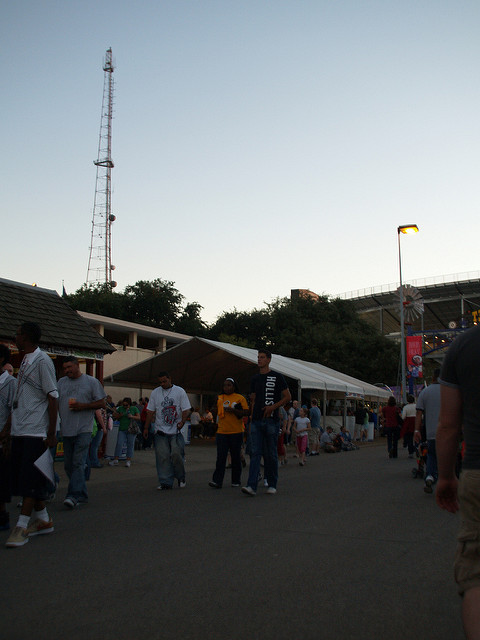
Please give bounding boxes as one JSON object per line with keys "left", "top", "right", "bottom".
{"left": 86, "top": 47, "right": 117, "bottom": 288}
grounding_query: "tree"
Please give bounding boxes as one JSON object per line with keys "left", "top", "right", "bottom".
{"left": 123, "top": 279, "right": 184, "bottom": 330}
{"left": 175, "top": 302, "right": 208, "bottom": 336}
{"left": 208, "top": 296, "right": 398, "bottom": 385}
{"left": 65, "top": 283, "right": 125, "bottom": 319}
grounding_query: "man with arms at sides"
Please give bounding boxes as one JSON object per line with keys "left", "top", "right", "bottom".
{"left": 6, "top": 322, "right": 58, "bottom": 547}
{"left": 242, "top": 349, "right": 291, "bottom": 496}
{"left": 57, "top": 356, "right": 106, "bottom": 509}
{"left": 436, "top": 325, "right": 480, "bottom": 639}
{"left": 143, "top": 371, "right": 191, "bottom": 490}
{"left": 309, "top": 397, "right": 322, "bottom": 456}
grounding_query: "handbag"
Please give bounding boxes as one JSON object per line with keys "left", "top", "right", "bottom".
{"left": 127, "top": 419, "right": 140, "bottom": 435}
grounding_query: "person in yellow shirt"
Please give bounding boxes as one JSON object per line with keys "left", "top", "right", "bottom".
{"left": 208, "top": 378, "right": 249, "bottom": 489}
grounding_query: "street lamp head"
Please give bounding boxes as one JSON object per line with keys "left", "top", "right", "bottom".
{"left": 398, "top": 224, "right": 419, "bottom": 234}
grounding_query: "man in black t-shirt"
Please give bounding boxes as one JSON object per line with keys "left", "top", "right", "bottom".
{"left": 242, "top": 349, "right": 291, "bottom": 496}
{"left": 437, "top": 325, "right": 480, "bottom": 635}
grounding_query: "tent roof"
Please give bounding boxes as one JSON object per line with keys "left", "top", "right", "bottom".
{"left": 106, "top": 337, "right": 390, "bottom": 400}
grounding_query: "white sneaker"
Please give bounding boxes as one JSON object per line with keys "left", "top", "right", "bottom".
{"left": 179, "top": 480, "right": 186, "bottom": 488}
{"left": 125, "top": 460, "right": 131, "bottom": 468}
{"left": 108, "top": 460, "right": 118, "bottom": 466}
{"left": 241, "top": 486, "right": 256, "bottom": 496}
{"left": 266, "top": 487, "right": 277, "bottom": 495}
{"left": 263, "top": 479, "right": 269, "bottom": 487}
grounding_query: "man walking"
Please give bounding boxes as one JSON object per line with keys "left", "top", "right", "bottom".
{"left": 242, "top": 349, "right": 291, "bottom": 496}
{"left": 143, "top": 371, "right": 191, "bottom": 490}
{"left": 57, "top": 356, "right": 106, "bottom": 508}
{"left": 436, "top": 326, "right": 480, "bottom": 638}
{"left": 6, "top": 322, "right": 58, "bottom": 547}
{"left": 414, "top": 369, "right": 441, "bottom": 494}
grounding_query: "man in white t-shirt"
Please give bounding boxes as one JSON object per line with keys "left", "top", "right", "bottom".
{"left": 6, "top": 322, "right": 58, "bottom": 548}
{"left": 143, "top": 371, "right": 191, "bottom": 490}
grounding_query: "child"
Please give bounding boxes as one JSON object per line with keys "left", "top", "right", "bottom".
{"left": 293, "top": 408, "right": 311, "bottom": 466}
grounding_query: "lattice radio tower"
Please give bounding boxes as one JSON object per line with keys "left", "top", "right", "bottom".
{"left": 86, "top": 47, "right": 117, "bottom": 288}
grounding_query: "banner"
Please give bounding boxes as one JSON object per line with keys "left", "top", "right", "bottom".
{"left": 406, "top": 336, "right": 423, "bottom": 378}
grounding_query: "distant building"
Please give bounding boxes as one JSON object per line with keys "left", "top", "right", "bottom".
{"left": 290, "top": 288, "right": 321, "bottom": 302}
{"left": 77, "top": 311, "right": 191, "bottom": 401}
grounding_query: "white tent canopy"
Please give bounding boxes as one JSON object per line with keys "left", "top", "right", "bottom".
{"left": 106, "top": 337, "right": 390, "bottom": 401}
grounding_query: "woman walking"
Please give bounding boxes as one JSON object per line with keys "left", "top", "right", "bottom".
{"left": 109, "top": 398, "right": 141, "bottom": 467}
{"left": 381, "top": 396, "right": 402, "bottom": 458}
{"left": 209, "top": 378, "right": 249, "bottom": 488}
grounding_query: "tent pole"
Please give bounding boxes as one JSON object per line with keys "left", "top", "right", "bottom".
{"left": 323, "top": 389, "right": 327, "bottom": 430}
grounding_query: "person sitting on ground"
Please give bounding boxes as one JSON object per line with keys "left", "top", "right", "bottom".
{"left": 339, "top": 425, "right": 358, "bottom": 451}
{"left": 320, "top": 426, "right": 341, "bottom": 453}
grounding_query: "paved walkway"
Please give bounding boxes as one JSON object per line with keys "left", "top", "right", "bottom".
{"left": 2, "top": 440, "right": 463, "bottom": 640}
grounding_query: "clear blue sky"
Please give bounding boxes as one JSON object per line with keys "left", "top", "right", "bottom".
{"left": 2, "top": 1, "right": 479, "bottom": 323}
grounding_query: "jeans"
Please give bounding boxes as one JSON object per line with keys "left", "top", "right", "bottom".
{"left": 212, "top": 432, "right": 243, "bottom": 486}
{"left": 426, "top": 439, "right": 438, "bottom": 482}
{"left": 154, "top": 432, "right": 185, "bottom": 487}
{"left": 63, "top": 432, "right": 91, "bottom": 502}
{"left": 114, "top": 430, "right": 137, "bottom": 459}
{"left": 246, "top": 419, "right": 279, "bottom": 491}
{"left": 89, "top": 429, "right": 104, "bottom": 466}
{"left": 385, "top": 426, "right": 400, "bottom": 457}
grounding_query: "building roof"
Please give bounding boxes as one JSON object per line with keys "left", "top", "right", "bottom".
{"left": 106, "top": 337, "right": 390, "bottom": 400}
{"left": 0, "top": 278, "right": 115, "bottom": 356}
{"left": 77, "top": 311, "right": 190, "bottom": 343}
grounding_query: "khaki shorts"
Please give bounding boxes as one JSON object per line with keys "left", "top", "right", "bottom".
{"left": 455, "top": 470, "right": 480, "bottom": 595}
{"left": 308, "top": 427, "right": 320, "bottom": 446}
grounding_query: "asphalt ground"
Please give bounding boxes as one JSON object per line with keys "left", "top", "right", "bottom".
{"left": 2, "top": 439, "right": 463, "bottom": 640}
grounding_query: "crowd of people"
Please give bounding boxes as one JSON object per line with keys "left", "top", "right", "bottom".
{"left": 2, "top": 318, "right": 479, "bottom": 637}
{"left": 0, "top": 327, "right": 374, "bottom": 548}
{"left": 378, "top": 370, "right": 441, "bottom": 498}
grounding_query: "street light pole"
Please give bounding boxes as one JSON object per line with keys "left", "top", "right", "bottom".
{"left": 397, "top": 224, "right": 419, "bottom": 404}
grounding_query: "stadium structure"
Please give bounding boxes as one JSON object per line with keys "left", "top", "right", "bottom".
{"left": 336, "top": 271, "right": 480, "bottom": 364}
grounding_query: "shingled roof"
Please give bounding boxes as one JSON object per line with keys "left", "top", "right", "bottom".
{"left": 0, "top": 278, "right": 114, "bottom": 355}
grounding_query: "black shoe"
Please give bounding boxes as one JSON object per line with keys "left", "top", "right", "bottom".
{"left": 208, "top": 481, "right": 221, "bottom": 489}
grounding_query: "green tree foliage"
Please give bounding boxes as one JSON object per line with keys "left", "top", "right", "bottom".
{"left": 65, "top": 283, "right": 124, "bottom": 319}
{"left": 208, "top": 296, "right": 398, "bottom": 385}
{"left": 175, "top": 302, "right": 208, "bottom": 337}
{"left": 66, "top": 279, "right": 205, "bottom": 335}
{"left": 123, "top": 279, "right": 183, "bottom": 330}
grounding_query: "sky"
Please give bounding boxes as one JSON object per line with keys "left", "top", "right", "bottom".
{"left": 2, "top": 1, "right": 480, "bottom": 324}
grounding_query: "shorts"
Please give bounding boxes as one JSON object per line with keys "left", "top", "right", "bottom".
{"left": 0, "top": 448, "right": 11, "bottom": 503}
{"left": 455, "top": 470, "right": 480, "bottom": 595}
{"left": 308, "top": 427, "right": 320, "bottom": 446}
{"left": 296, "top": 434, "right": 308, "bottom": 454}
{"left": 10, "top": 436, "right": 49, "bottom": 500}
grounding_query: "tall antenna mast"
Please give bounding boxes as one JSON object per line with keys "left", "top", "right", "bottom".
{"left": 86, "top": 47, "right": 117, "bottom": 288}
